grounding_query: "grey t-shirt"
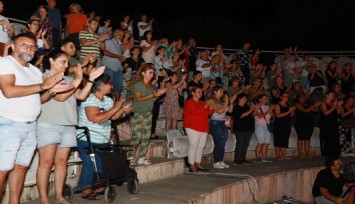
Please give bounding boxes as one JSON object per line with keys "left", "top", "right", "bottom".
{"left": 38, "top": 71, "right": 77, "bottom": 125}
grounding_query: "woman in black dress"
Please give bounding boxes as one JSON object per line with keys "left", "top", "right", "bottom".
{"left": 274, "top": 92, "right": 296, "bottom": 160}
{"left": 320, "top": 91, "right": 341, "bottom": 157}
{"left": 271, "top": 76, "right": 287, "bottom": 104}
{"left": 294, "top": 93, "right": 320, "bottom": 159}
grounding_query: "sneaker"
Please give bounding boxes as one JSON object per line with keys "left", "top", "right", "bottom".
{"left": 262, "top": 159, "right": 273, "bottom": 162}
{"left": 137, "top": 157, "right": 152, "bottom": 165}
{"left": 242, "top": 160, "right": 251, "bottom": 164}
{"left": 234, "top": 160, "right": 244, "bottom": 165}
{"left": 220, "top": 161, "right": 230, "bottom": 168}
{"left": 255, "top": 157, "right": 263, "bottom": 163}
{"left": 213, "top": 162, "right": 225, "bottom": 169}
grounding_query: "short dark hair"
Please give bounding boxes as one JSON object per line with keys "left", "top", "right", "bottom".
{"left": 324, "top": 156, "right": 339, "bottom": 167}
{"left": 237, "top": 93, "right": 248, "bottom": 101}
{"left": 12, "top": 32, "right": 37, "bottom": 44}
{"left": 58, "top": 38, "right": 75, "bottom": 50}
{"left": 92, "top": 74, "right": 112, "bottom": 92}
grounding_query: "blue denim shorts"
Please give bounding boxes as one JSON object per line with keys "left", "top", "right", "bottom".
{"left": 37, "top": 121, "right": 77, "bottom": 148}
{"left": 0, "top": 117, "right": 37, "bottom": 171}
{"left": 255, "top": 125, "right": 271, "bottom": 144}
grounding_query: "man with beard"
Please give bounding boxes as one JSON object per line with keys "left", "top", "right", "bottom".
{"left": 0, "top": 32, "right": 71, "bottom": 203}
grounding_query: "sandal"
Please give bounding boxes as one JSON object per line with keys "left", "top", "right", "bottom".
{"left": 95, "top": 189, "right": 105, "bottom": 195}
{"left": 55, "top": 198, "right": 72, "bottom": 204}
{"left": 81, "top": 192, "right": 102, "bottom": 200}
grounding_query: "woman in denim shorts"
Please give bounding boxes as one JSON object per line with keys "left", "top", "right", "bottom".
{"left": 36, "top": 50, "right": 104, "bottom": 204}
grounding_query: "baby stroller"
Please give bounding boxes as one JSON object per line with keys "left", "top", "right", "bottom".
{"left": 62, "top": 126, "right": 139, "bottom": 203}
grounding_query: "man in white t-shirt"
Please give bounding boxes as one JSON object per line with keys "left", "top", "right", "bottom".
{"left": 137, "top": 14, "right": 153, "bottom": 41}
{"left": 196, "top": 50, "right": 213, "bottom": 84}
{"left": 0, "top": 33, "right": 71, "bottom": 203}
{"left": 0, "top": 0, "right": 14, "bottom": 56}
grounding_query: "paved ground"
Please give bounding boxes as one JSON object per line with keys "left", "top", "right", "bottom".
{"left": 24, "top": 156, "right": 355, "bottom": 204}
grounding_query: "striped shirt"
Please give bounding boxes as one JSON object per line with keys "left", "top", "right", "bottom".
{"left": 77, "top": 94, "right": 114, "bottom": 144}
{"left": 79, "top": 30, "right": 102, "bottom": 60}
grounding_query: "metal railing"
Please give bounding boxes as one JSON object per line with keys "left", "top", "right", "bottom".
{"left": 7, "top": 16, "right": 355, "bottom": 58}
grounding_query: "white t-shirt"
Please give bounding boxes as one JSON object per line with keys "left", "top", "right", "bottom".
{"left": 196, "top": 59, "right": 211, "bottom": 78}
{"left": 0, "top": 56, "right": 43, "bottom": 122}
{"left": 140, "top": 40, "right": 155, "bottom": 63}
{"left": 0, "top": 15, "right": 11, "bottom": 43}
{"left": 137, "top": 21, "right": 150, "bottom": 37}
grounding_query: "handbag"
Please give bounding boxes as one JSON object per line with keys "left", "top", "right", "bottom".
{"left": 225, "top": 115, "right": 233, "bottom": 129}
{"left": 340, "top": 117, "right": 355, "bottom": 129}
{"left": 259, "top": 107, "right": 274, "bottom": 133}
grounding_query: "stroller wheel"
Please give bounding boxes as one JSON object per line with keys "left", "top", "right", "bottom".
{"left": 104, "top": 186, "right": 116, "bottom": 203}
{"left": 62, "top": 184, "right": 74, "bottom": 200}
{"left": 127, "top": 177, "right": 139, "bottom": 194}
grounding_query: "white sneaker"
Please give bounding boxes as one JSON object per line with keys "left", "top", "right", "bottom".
{"left": 213, "top": 162, "right": 225, "bottom": 169}
{"left": 137, "top": 157, "right": 152, "bottom": 165}
{"left": 220, "top": 161, "right": 230, "bottom": 168}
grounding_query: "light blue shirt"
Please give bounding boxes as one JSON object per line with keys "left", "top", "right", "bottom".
{"left": 102, "top": 38, "right": 123, "bottom": 71}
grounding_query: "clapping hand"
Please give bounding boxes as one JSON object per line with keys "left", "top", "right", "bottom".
{"left": 89, "top": 66, "right": 105, "bottom": 81}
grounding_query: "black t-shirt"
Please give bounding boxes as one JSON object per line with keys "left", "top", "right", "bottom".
{"left": 308, "top": 70, "right": 325, "bottom": 87}
{"left": 232, "top": 104, "right": 255, "bottom": 132}
{"left": 312, "top": 167, "right": 345, "bottom": 197}
{"left": 123, "top": 57, "right": 145, "bottom": 73}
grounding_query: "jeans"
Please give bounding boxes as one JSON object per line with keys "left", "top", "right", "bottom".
{"left": 104, "top": 67, "right": 123, "bottom": 93}
{"left": 209, "top": 120, "right": 228, "bottom": 162}
{"left": 77, "top": 140, "right": 105, "bottom": 188}
{"left": 234, "top": 131, "right": 253, "bottom": 162}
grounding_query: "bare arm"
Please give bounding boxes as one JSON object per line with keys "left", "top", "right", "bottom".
{"left": 321, "top": 102, "right": 336, "bottom": 116}
{"left": 85, "top": 104, "right": 121, "bottom": 124}
{"left": 320, "top": 188, "right": 344, "bottom": 204}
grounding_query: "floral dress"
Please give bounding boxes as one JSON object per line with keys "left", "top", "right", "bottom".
{"left": 39, "top": 17, "right": 53, "bottom": 48}
{"left": 163, "top": 88, "right": 182, "bottom": 120}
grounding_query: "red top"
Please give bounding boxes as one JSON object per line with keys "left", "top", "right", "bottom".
{"left": 183, "top": 98, "right": 213, "bottom": 132}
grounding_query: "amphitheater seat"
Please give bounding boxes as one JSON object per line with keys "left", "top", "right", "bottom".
{"left": 337, "top": 56, "right": 351, "bottom": 69}
{"left": 321, "top": 56, "right": 334, "bottom": 68}
{"left": 172, "top": 136, "right": 189, "bottom": 158}
{"left": 225, "top": 130, "right": 236, "bottom": 152}
{"left": 203, "top": 134, "right": 215, "bottom": 155}
{"left": 166, "top": 129, "right": 185, "bottom": 158}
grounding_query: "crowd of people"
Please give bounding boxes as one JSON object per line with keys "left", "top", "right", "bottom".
{"left": 0, "top": 0, "right": 355, "bottom": 203}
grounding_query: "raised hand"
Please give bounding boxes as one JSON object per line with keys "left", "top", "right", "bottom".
{"left": 42, "top": 72, "right": 64, "bottom": 90}
{"left": 89, "top": 66, "right": 105, "bottom": 81}
{"left": 114, "top": 99, "right": 125, "bottom": 109}
{"left": 50, "top": 82, "right": 75, "bottom": 94}
{"left": 122, "top": 102, "right": 133, "bottom": 112}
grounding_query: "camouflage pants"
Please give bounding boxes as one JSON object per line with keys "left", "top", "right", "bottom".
{"left": 128, "top": 112, "right": 152, "bottom": 158}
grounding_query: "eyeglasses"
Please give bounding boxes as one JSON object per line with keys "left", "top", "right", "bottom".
{"left": 16, "top": 43, "right": 38, "bottom": 51}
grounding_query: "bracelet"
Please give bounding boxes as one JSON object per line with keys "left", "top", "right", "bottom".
{"left": 47, "top": 89, "right": 56, "bottom": 96}
{"left": 87, "top": 79, "right": 95, "bottom": 84}
{"left": 39, "top": 84, "right": 44, "bottom": 92}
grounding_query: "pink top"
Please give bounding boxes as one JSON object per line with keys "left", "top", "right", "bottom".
{"left": 255, "top": 105, "right": 271, "bottom": 126}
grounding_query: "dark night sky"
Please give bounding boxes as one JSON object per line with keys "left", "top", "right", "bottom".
{"left": 4, "top": 0, "right": 355, "bottom": 51}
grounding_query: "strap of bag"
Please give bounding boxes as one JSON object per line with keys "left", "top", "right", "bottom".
{"left": 259, "top": 107, "right": 270, "bottom": 126}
